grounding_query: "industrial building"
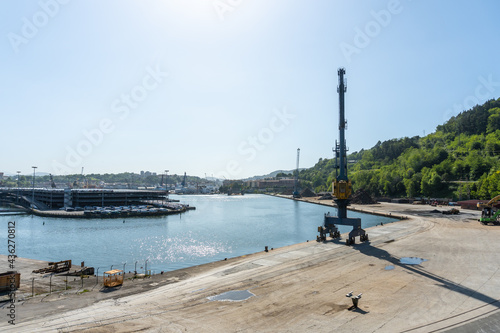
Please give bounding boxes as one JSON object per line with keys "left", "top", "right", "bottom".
{"left": 0, "top": 188, "right": 166, "bottom": 210}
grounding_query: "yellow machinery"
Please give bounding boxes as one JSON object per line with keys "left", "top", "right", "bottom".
{"left": 333, "top": 180, "right": 352, "bottom": 200}
{"left": 0, "top": 271, "right": 20, "bottom": 291}
{"left": 477, "top": 195, "right": 500, "bottom": 225}
{"left": 103, "top": 269, "right": 124, "bottom": 287}
{"left": 477, "top": 195, "right": 500, "bottom": 209}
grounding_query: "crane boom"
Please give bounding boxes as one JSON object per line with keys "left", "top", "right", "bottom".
{"left": 49, "top": 174, "right": 56, "bottom": 188}
{"left": 477, "top": 194, "right": 500, "bottom": 209}
{"left": 487, "top": 195, "right": 500, "bottom": 206}
{"left": 293, "top": 148, "right": 301, "bottom": 198}
{"left": 182, "top": 172, "right": 187, "bottom": 187}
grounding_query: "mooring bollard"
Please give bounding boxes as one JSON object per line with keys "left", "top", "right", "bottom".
{"left": 265, "top": 246, "right": 268, "bottom": 252}
{"left": 346, "top": 291, "right": 362, "bottom": 309}
{"left": 352, "top": 293, "right": 362, "bottom": 308}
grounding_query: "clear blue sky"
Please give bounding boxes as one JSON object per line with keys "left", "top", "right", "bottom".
{"left": 1, "top": 0, "right": 499, "bottom": 179}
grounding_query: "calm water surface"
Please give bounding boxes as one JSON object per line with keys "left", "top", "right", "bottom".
{"left": 0, "top": 194, "right": 397, "bottom": 272}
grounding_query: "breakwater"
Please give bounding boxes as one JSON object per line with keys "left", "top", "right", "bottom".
{"left": 30, "top": 207, "right": 187, "bottom": 219}
{"left": 29, "top": 203, "right": 192, "bottom": 219}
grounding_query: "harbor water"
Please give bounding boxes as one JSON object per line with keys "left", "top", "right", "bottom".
{"left": 0, "top": 194, "right": 397, "bottom": 273}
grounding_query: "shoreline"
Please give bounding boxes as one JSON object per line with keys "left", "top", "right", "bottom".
{"left": 266, "top": 193, "right": 409, "bottom": 220}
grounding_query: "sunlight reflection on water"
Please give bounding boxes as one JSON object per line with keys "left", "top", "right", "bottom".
{"left": 138, "top": 234, "right": 231, "bottom": 262}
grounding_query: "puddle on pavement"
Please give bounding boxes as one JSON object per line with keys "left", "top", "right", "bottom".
{"left": 400, "top": 257, "right": 428, "bottom": 265}
{"left": 385, "top": 265, "right": 395, "bottom": 270}
{"left": 208, "top": 290, "right": 255, "bottom": 302}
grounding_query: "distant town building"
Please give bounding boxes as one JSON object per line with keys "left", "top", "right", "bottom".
{"left": 140, "top": 171, "right": 157, "bottom": 177}
{"left": 246, "top": 178, "right": 294, "bottom": 190}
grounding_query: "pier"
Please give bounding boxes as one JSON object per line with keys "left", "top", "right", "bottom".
{"left": 0, "top": 188, "right": 167, "bottom": 209}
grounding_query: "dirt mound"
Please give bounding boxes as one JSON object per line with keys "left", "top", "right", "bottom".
{"left": 300, "top": 188, "right": 317, "bottom": 197}
{"left": 350, "top": 189, "right": 377, "bottom": 204}
{"left": 318, "top": 192, "right": 333, "bottom": 200}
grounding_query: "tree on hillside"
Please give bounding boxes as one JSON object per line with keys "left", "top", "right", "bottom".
{"left": 275, "top": 172, "right": 292, "bottom": 178}
{"left": 437, "top": 98, "right": 500, "bottom": 135}
{"left": 487, "top": 107, "right": 500, "bottom": 134}
{"left": 421, "top": 168, "right": 446, "bottom": 198}
{"left": 403, "top": 172, "right": 422, "bottom": 198}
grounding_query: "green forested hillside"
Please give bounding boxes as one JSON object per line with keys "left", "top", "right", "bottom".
{"left": 299, "top": 98, "right": 500, "bottom": 200}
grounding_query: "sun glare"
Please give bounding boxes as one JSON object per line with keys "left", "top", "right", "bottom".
{"left": 151, "top": 0, "right": 215, "bottom": 22}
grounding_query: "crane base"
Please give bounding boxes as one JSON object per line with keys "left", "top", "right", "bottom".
{"left": 317, "top": 214, "right": 369, "bottom": 245}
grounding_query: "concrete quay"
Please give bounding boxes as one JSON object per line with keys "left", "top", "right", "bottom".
{"left": 2, "top": 202, "right": 500, "bottom": 332}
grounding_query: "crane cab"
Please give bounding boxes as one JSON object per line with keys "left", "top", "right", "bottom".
{"left": 333, "top": 180, "right": 352, "bottom": 200}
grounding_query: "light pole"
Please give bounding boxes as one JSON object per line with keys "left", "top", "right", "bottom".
{"left": 165, "top": 170, "right": 169, "bottom": 202}
{"left": 145, "top": 259, "right": 149, "bottom": 276}
{"left": 122, "top": 262, "right": 126, "bottom": 278}
{"left": 31, "top": 166, "right": 37, "bottom": 209}
{"left": 16, "top": 171, "right": 20, "bottom": 203}
{"left": 134, "top": 261, "right": 138, "bottom": 275}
